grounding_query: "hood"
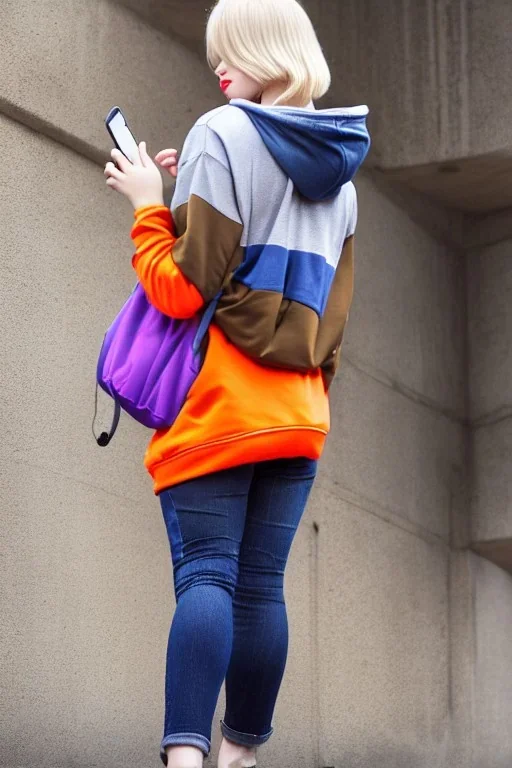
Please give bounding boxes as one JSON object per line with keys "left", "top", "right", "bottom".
{"left": 230, "top": 99, "right": 370, "bottom": 202}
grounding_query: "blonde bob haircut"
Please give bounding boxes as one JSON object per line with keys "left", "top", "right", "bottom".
{"left": 206, "top": 0, "right": 331, "bottom": 107}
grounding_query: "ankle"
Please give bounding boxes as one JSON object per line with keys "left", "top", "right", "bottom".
{"left": 218, "top": 736, "right": 257, "bottom": 768}
{"left": 165, "top": 745, "right": 203, "bottom": 768}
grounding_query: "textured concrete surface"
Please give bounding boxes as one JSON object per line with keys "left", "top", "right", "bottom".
{"left": 1, "top": 463, "right": 169, "bottom": 766}
{"left": 327, "top": 175, "right": 466, "bottom": 543}
{"left": 115, "top": 0, "right": 209, "bottom": 48}
{"left": 0, "top": 116, "right": 150, "bottom": 507}
{"left": 261, "top": 518, "right": 317, "bottom": 766}
{"left": 467, "top": 239, "right": 512, "bottom": 568}
{"left": 308, "top": 484, "right": 452, "bottom": 767}
{"left": 471, "top": 555, "right": 512, "bottom": 767}
{"left": 472, "top": 539, "right": 512, "bottom": 576}
{"left": 469, "top": 0, "right": 512, "bottom": 159}
{"left": 310, "top": 0, "right": 512, "bottom": 213}
{"left": 447, "top": 551, "right": 475, "bottom": 768}
{"left": 309, "top": 0, "right": 471, "bottom": 167}
{"left": 467, "top": 240, "right": 512, "bottom": 424}
{"left": 385, "top": 151, "right": 512, "bottom": 215}
{"left": 471, "top": 420, "right": 512, "bottom": 547}
{"left": 350, "top": 174, "right": 466, "bottom": 419}
{"left": 0, "top": 0, "right": 219, "bottom": 160}
{"left": 322, "top": 362, "right": 465, "bottom": 542}
{"left": 463, "top": 207, "right": 512, "bottom": 250}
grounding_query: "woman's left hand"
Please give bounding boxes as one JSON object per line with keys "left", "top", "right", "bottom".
{"left": 104, "top": 141, "right": 164, "bottom": 209}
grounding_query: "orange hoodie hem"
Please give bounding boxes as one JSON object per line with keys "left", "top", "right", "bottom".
{"left": 148, "top": 426, "right": 327, "bottom": 494}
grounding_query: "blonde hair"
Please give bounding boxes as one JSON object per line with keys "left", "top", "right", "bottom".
{"left": 206, "top": 0, "right": 331, "bottom": 107}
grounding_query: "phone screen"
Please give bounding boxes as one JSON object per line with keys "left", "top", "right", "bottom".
{"left": 106, "top": 108, "right": 139, "bottom": 164}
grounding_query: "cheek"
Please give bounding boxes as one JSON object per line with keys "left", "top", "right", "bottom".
{"left": 232, "top": 74, "right": 261, "bottom": 100}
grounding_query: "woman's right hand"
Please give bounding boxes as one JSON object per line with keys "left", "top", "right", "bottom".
{"left": 155, "top": 148, "right": 179, "bottom": 178}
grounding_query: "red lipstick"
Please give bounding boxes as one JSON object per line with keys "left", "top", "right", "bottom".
{"left": 220, "top": 80, "right": 232, "bottom": 92}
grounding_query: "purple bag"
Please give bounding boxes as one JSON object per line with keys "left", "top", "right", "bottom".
{"left": 93, "top": 282, "right": 219, "bottom": 446}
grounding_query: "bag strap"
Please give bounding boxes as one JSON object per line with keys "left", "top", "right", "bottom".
{"left": 192, "top": 290, "right": 222, "bottom": 355}
{"left": 92, "top": 382, "right": 121, "bottom": 447}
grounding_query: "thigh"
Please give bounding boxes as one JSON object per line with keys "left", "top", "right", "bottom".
{"left": 240, "top": 457, "right": 318, "bottom": 576}
{"left": 159, "top": 464, "right": 255, "bottom": 576}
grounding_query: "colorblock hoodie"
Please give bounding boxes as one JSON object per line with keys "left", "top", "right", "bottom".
{"left": 131, "top": 99, "right": 370, "bottom": 492}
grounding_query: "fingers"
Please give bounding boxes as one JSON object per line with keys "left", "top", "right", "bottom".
{"left": 160, "top": 161, "right": 178, "bottom": 177}
{"left": 138, "top": 141, "right": 153, "bottom": 169}
{"left": 105, "top": 177, "right": 119, "bottom": 191}
{"left": 155, "top": 148, "right": 178, "bottom": 164}
{"left": 104, "top": 161, "right": 122, "bottom": 180}
{"left": 111, "top": 148, "right": 133, "bottom": 172}
{"left": 155, "top": 148, "right": 178, "bottom": 176}
{"left": 104, "top": 161, "right": 123, "bottom": 192}
{"left": 140, "top": 141, "right": 175, "bottom": 177}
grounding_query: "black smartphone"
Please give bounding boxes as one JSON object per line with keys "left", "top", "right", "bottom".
{"left": 105, "top": 106, "right": 139, "bottom": 163}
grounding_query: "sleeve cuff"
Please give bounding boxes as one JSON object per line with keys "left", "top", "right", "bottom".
{"left": 131, "top": 205, "right": 176, "bottom": 241}
{"left": 133, "top": 204, "right": 171, "bottom": 219}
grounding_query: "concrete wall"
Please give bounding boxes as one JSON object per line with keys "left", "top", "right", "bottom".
{"left": 307, "top": 0, "right": 512, "bottom": 170}
{"left": 471, "top": 555, "right": 512, "bottom": 768}
{"left": 302, "top": 174, "right": 468, "bottom": 767}
{"left": 468, "top": 0, "right": 512, "bottom": 159}
{"left": 0, "top": 0, "right": 218, "bottom": 165}
{"left": 468, "top": 239, "right": 512, "bottom": 541}
{"left": 2, "top": 1, "right": 512, "bottom": 767}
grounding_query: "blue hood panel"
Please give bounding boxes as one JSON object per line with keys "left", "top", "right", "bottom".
{"left": 231, "top": 100, "right": 371, "bottom": 202}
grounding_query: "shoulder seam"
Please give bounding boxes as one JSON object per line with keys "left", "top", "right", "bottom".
{"left": 182, "top": 146, "right": 231, "bottom": 173}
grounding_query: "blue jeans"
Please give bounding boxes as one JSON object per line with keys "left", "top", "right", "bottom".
{"left": 158, "top": 457, "right": 317, "bottom": 764}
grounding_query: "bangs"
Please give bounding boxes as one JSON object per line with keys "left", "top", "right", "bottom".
{"left": 206, "top": 4, "right": 231, "bottom": 72}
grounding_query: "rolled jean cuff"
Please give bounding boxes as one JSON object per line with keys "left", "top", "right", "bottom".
{"left": 220, "top": 720, "right": 274, "bottom": 747}
{"left": 160, "top": 733, "right": 211, "bottom": 764}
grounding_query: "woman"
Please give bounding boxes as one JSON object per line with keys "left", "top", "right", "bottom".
{"left": 104, "top": 0, "right": 369, "bottom": 766}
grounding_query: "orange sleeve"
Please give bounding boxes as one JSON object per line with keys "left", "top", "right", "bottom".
{"left": 130, "top": 205, "right": 204, "bottom": 319}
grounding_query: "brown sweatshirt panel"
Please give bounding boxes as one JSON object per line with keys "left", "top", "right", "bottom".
{"left": 172, "top": 196, "right": 244, "bottom": 301}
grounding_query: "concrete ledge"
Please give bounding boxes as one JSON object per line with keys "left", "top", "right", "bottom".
{"left": 467, "top": 239, "right": 512, "bottom": 423}
{"left": 464, "top": 207, "right": 512, "bottom": 251}
{"left": 0, "top": 0, "right": 219, "bottom": 164}
{"left": 472, "top": 539, "right": 512, "bottom": 576}
{"left": 114, "top": 0, "right": 208, "bottom": 48}
{"left": 383, "top": 150, "right": 512, "bottom": 216}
